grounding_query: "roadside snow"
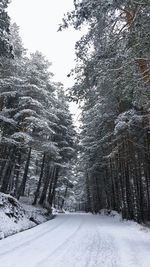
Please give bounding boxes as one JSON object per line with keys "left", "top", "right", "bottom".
{"left": 0, "top": 213, "right": 150, "bottom": 267}
{"left": 20, "top": 197, "right": 51, "bottom": 224}
{"left": 0, "top": 193, "right": 52, "bottom": 239}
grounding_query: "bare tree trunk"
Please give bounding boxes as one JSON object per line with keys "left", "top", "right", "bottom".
{"left": 86, "top": 172, "right": 91, "bottom": 212}
{"left": 14, "top": 152, "right": 22, "bottom": 197}
{"left": 47, "top": 166, "right": 56, "bottom": 203}
{"left": 60, "top": 180, "right": 69, "bottom": 210}
{"left": 32, "top": 153, "right": 46, "bottom": 205}
{"left": 48, "top": 167, "right": 59, "bottom": 207}
{"left": 1, "top": 146, "right": 16, "bottom": 193}
{"left": 38, "top": 164, "right": 53, "bottom": 206}
{"left": 0, "top": 145, "right": 7, "bottom": 184}
{"left": 17, "top": 147, "right": 32, "bottom": 199}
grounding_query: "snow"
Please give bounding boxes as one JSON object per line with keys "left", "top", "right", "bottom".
{"left": 0, "top": 208, "right": 35, "bottom": 237}
{"left": 0, "top": 213, "right": 150, "bottom": 267}
{"left": 11, "top": 132, "right": 33, "bottom": 143}
{"left": 0, "top": 194, "right": 52, "bottom": 239}
{"left": 0, "top": 193, "right": 35, "bottom": 238}
{"left": 0, "top": 115, "right": 16, "bottom": 126}
{"left": 20, "top": 197, "right": 50, "bottom": 224}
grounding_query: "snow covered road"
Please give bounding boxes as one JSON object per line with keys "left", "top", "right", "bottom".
{"left": 0, "top": 214, "right": 150, "bottom": 267}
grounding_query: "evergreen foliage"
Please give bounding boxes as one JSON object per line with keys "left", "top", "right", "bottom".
{"left": 63, "top": 0, "right": 150, "bottom": 222}
{"left": 0, "top": 0, "right": 12, "bottom": 57}
{"left": 0, "top": 5, "right": 76, "bottom": 211}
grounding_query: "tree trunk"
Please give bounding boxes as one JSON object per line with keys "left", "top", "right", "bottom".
{"left": 60, "top": 180, "right": 69, "bottom": 210}
{"left": 14, "top": 152, "right": 22, "bottom": 197}
{"left": 86, "top": 172, "right": 91, "bottom": 212}
{"left": 1, "top": 146, "right": 16, "bottom": 193}
{"left": 32, "top": 153, "right": 46, "bottom": 205}
{"left": 48, "top": 167, "right": 59, "bottom": 207}
{"left": 38, "top": 164, "right": 53, "bottom": 206}
{"left": 17, "top": 147, "right": 32, "bottom": 199}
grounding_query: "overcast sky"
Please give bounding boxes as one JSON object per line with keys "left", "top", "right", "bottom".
{"left": 8, "top": 0, "right": 83, "bottom": 121}
{"left": 8, "top": 0, "right": 84, "bottom": 88}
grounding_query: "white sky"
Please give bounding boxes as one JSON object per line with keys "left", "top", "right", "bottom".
{"left": 8, "top": 0, "right": 83, "bottom": 87}
{"left": 8, "top": 0, "right": 83, "bottom": 121}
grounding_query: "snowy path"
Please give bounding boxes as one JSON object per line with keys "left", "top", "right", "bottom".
{"left": 0, "top": 214, "right": 150, "bottom": 267}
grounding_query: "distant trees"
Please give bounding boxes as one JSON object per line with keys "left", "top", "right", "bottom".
{"left": 0, "top": 5, "right": 76, "bottom": 211}
{"left": 63, "top": 0, "right": 150, "bottom": 222}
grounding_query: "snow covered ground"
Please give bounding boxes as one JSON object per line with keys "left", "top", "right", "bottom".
{"left": 0, "top": 213, "right": 150, "bottom": 267}
{"left": 0, "top": 193, "right": 52, "bottom": 239}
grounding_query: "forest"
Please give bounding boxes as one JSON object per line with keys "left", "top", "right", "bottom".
{"left": 0, "top": 0, "right": 77, "bottom": 212}
{"left": 0, "top": 0, "right": 150, "bottom": 225}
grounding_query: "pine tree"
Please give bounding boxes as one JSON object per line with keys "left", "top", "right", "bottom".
{"left": 0, "top": 0, "right": 12, "bottom": 57}
{"left": 62, "top": 0, "right": 150, "bottom": 222}
{"left": 0, "top": 23, "right": 77, "bottom": 212}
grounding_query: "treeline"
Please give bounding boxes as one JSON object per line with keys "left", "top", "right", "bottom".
{"left": 0, "top": 1, "right": 76, "bottom": 210}
{"left": 63, "top": 0, "right": 150, "bottom": 223}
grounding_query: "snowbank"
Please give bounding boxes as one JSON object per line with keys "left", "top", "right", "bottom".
{"left": 0, "top": 193, "right": 53, "bottom": 239}
{"left": 100, "top": 209, "right": 122, "bottom": 219}
{"left": 99, "top": 209, "right": 150, "bottom": 233}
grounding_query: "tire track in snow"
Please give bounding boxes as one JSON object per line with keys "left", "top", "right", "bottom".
{"left": 0, "top": 214, "right": 150, "bottom": 267}
{"left": 83, "top": 222, "right": 118, "bottom": 267}
{"left": 39, "top": 216, "right": 118, "bottom": 267}
{"left": 35, "top": 216, "right": 85, "bottom": 267}
{"left": 0, "top": 215, "right": 70, "bottom": 257}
